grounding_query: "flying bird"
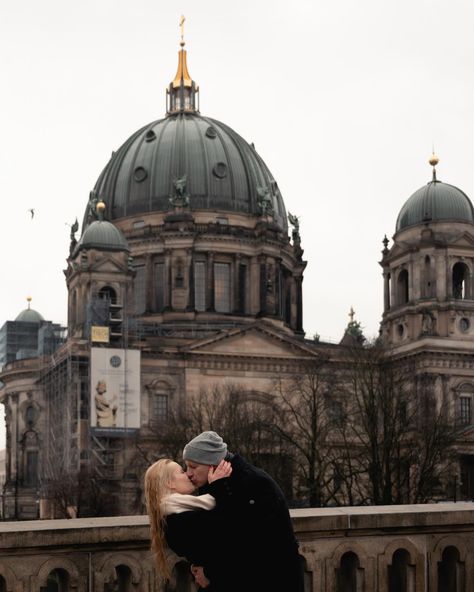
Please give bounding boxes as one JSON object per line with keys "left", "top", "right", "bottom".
{"left": 28, "top": 208, "right": 35, "bottom": 219}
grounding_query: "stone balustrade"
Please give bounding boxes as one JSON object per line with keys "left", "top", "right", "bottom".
{"left": 0, "top": 502, "right": 473, "bottom": 591}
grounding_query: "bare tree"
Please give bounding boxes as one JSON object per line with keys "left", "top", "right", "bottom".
{"left": 272, "top": 358, "right": 338, "bottom": 507}
{"left": 340, "top": 342, "right": 456, "bottom": 504}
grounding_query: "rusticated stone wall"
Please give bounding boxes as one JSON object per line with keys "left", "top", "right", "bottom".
{"left": 0, "top": 502, "right": 473, "bottom": 591}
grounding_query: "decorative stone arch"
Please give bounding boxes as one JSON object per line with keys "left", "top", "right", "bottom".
{"left": 32, "top": 557, "right": 82, "bottom": 592}
{"left": 94, "top": 553, "right": 142, "bottom": 590}
{"left": 430, "top": 535, "right": 472, "bottom": 591}
{"left": 97, "top": 283, "right": 120, "bottom": 304}
{"left": 377, "top": 538, "right": 425, "bottom": 592}
{"left": 0, "top": 562, "right": 21, "bottom": 592}
{"left": 326, "top": 541, "right": 375, "bottom": 591}
{"left": 300, "top": 550, "right": 322, "bottom": 592}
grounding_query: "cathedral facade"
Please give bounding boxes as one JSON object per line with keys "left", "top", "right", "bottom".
{"left": 1, "top": 40, "right": 473, "bottom": 519}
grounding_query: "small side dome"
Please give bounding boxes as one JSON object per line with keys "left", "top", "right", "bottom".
{"left": 396, "top": 180, "right": 474, "bottom": 232}
{"left": 396, "top": 160, "right": 474, "bottom": 232}
{"left": 75, "top": 220, "right": 130, "bottom": 253}
{"left": 15, "top": 302, "right": 44, "bottom": 323}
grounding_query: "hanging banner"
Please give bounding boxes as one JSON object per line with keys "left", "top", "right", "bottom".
{"left": 90, "top": 347, "right": 141, "bottom": 436}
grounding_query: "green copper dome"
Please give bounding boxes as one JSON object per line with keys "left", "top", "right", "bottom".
{"left": 76, "top": 220, "right": 129, "bottom": 253}
{"left": 15, "top": 307, "right": 44, "bottom": 323}
{"left": 89, "top": 112, "right": 287, "bottom": 231}
{"left": 396, "top": 179, "right": 474, "bottom": 232}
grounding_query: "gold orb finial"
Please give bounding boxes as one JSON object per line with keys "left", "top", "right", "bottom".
{"left": 96, "top": 200, "right": 106, "bottom": 213}
{"left": 26, "top": 296, "right": 32, "bottom": 308}
{"left": 429, "top": 153, "right": 439, "bottom": 167}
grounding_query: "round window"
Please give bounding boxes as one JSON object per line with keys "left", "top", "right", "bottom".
{"left": 134, "top": 167, "right": 148, "bottom": 182}
{"left": 459, "top": 317, "right": 470, "bottom": 333}
{"left": 213, "top": 162, "right": 227, "bottom": 178}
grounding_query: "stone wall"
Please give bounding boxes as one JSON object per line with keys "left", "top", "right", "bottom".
{"left": 0, "top": 503, "right": 473, "bottom": 591}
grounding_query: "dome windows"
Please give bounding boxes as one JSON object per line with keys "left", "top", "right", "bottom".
{"left": 133, "top": 167, "right": 148, "bottom": 183}
{"left": 145, "top": 130, "right": 156, "bottom": 142}
{"left": 205, "top": 126, "right": 217, "bottom": 139}
{"left": 212, "top": 162, "right": 227, "bottom": 179}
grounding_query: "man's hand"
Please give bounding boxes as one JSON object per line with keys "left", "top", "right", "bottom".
{"left": 208, "top": 459, "right": 232, "bottom": 483}
{"left": 191, "top": 564, "right": 210, "bottom": 588}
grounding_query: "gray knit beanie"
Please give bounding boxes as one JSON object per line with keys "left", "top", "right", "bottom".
{"left": 183, "top": 431, "right": 227, "bottom": 465}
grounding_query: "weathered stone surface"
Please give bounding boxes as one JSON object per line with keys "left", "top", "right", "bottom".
{"left": 0, "top": 503, "right": 473, "bottom": 591}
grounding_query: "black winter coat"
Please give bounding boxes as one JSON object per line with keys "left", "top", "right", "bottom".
{"left": 202, "top": 454, "right": 305, "bottom": 592}
{"left": 165, "top": 454, "right": 305, "bottom": 592}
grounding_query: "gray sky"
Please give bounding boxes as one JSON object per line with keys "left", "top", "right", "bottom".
{"left": 1, "top": 0, "right": 474, "bottom": 443}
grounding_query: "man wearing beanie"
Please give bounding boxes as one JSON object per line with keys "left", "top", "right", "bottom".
{"left": 182, "top": 430, "right": 305, "bottom": 592}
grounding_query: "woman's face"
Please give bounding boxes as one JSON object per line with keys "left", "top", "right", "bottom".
{"left": 169, "top": 462, "right": 196, "bottom": 495}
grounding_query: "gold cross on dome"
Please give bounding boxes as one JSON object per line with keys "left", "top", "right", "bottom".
{"left": 349, "top": 306, "right": 355, "bottom": 323}
{"left": 179, "top": 15, "right": 185, "bottom": 45}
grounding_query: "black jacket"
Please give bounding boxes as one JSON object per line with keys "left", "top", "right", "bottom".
{"left": 165, "top": 454, "right": 304, "bottom": 592}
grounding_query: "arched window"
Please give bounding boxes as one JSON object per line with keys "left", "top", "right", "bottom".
{"left": 423, "top": 255, "right": 434, "bottom": 298}
{"left": 40, "top": 569, "right": 69, "bottom": 592}
{"left": 104, "top": 565, "right": 132, "bottom": 592}
{"left": 438, "top": 546, "right": 465, "bottom": 592}
{"left": 452, "top": 262, "right": 470, "bottom": 300}
{"left": 388, "top": 549, "right": 415, "bottom": 592}
{"left": 397, "top": 270, "right": 409, "bottom": 305}
{"left": 337, "top": 552, "right": 363, "bottom": 592}
{"left": 99, "top": 285, "right": 117, "bottom": 304}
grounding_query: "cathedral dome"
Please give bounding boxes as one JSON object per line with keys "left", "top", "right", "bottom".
{"left": 87, "top": 41, "right": 287, "bottom": 232}
{"left": 91, "top": 112, "right": 287, "bottom": 231}
{"left": 75, "top": 220, "right": 129, "bottom": 253}
{"left": 396, "top": 167, "right": 474, "bottom": 232}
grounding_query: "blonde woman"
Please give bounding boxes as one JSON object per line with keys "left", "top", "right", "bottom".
{"left": 144, "top": 458, "right": 232, "bottom": 590}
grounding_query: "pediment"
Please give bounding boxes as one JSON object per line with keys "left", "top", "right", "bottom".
{"left": 89, "top": 256, "right": 128, "bottom": 273}
{"left": 387, "top": 242, "right": 409, "bottom": 261}
{"left": 184, "top": 323, "right": 318, "bottom": 359}
{"left": 449, "top": 232, "right": 474, "bottom": 248}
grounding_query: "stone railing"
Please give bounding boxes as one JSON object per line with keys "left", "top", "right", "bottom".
{"left": 0, "top": 502, "right": 473, "bottom": 591}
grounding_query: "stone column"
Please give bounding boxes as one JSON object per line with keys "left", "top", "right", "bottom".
{"left": 383, "top": 271, "right": 390, "bottom": 311}
{"left": 207, "top": 252, "right": 215, "bottom": 311}
{"left": 164, "top": 249, "right": 172, "bottom": 310}
{"left": 145, "top": 253, "right": 153, "bottom": 313}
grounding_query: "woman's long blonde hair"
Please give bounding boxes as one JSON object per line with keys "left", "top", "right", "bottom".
{"left": 144, "top": 458, "right": 177, "bottom": 581}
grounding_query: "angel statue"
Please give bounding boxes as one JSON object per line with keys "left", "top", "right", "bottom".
{"left": 256, "top": 185, "right": 274, "bottom": 216}
{"left": 288, "top": 212, "right": 300, "bottom": 233}
{"left": 169, "top": 174, "right": 190, "bottom": 207}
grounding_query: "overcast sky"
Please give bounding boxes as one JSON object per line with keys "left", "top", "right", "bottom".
{"left": 1, "top": 0, "right": 474, "bottom": 444}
